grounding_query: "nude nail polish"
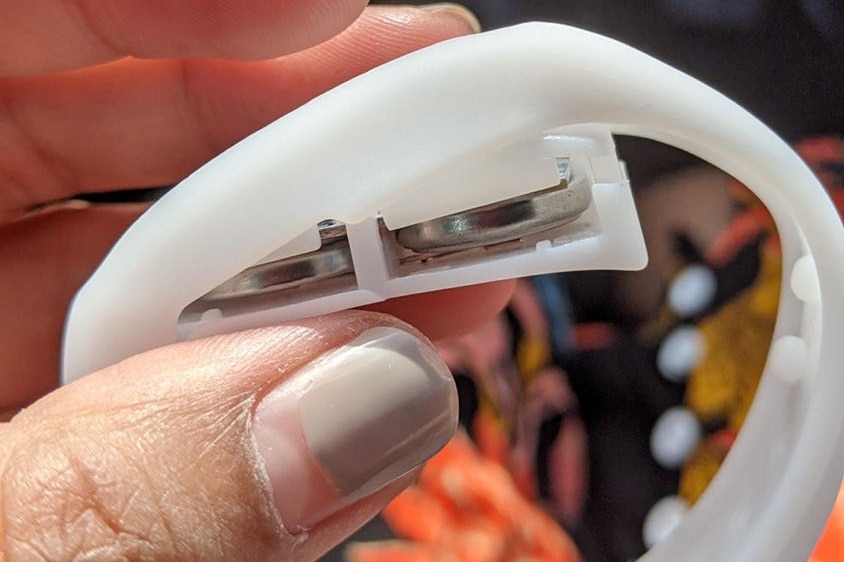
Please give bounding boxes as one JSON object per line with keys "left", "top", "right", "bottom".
{"left": 252, "top": 327, "right": 457, "bottom": 531}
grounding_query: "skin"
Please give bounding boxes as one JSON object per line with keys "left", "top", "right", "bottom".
{"left": 0, "top": 2, "right": 514, "bottom": 559}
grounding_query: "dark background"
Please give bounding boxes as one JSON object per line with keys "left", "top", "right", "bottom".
{"left": 381, "top": 0, "right": 844, "bottom": 140}
{"left": 377, "top": 0, "right": 844, "bottom": 187}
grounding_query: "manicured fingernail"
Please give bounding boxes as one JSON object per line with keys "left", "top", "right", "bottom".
{"left": 252, "top": 327, "right": 457, "bottom": 532}
{"left": 420, "top": 3, "right": 482, "bottom": 32}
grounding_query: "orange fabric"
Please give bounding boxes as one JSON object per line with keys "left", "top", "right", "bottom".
{"left": 811, "top": 481, "right": 844, "bottom": 562}
{"left": 348, "top": 432, "right": 581, "bottom": 562}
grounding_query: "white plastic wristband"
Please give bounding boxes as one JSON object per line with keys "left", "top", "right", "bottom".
{"left": 62, "top": 23, "right": 844, "bottom": 561}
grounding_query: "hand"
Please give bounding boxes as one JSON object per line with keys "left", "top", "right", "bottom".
{"left": 0, "top": 2, "right": 514, "bottom": 559}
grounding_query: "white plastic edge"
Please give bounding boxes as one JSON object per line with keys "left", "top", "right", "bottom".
{"left": 174, "top": 137, "right": 642, "bottom": 341}
{"left": 61, "top": 22, "right": 844, "bottom": 562}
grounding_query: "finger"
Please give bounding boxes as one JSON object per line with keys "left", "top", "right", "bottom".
{"left": 0, "top": 206, "right": 512, "bottom": 415}
{"left": 1, "top": 313, "right": 456, "bottom": 561}
{"left": 0, "top": 205, "right": 141, "bottom": 414}
{"left": 0, "top": 0, "right": 369, "bottom": 76}
{"left": 363, "top": 280, "right": 517, "bottom": 342}
{"left": 0, "top": 5, "right": 480, "bottom": 217}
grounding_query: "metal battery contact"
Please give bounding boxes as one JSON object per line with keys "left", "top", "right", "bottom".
{"left": 180, "top": 220, "right": 355, "bottom": 322}
{"left": 181, "top": 160, "right": 592, "bottom": 320}
{"left": 394, "top": 159, "right": 589, "bottom": 255}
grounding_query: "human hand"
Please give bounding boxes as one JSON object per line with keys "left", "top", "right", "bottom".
{"left": 0, "top": 2, "right": 514, "bottom": 559}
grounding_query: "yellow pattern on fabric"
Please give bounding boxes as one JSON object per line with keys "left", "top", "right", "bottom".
{"left": 681, "top": 247, "right": 781, "bottom": 502}
{"left": 679, "top": 439, "right": 728, "bottom": 504}
{"left": 685, "top": 247, "right": 780, "bottom": 428}
{"left": 516, "top": 335, "right": 552, "bottom": 383}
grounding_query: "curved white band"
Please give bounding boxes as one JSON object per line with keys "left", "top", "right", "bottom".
{"left": 62, "top": 23, "right": 844, "bottom": 560}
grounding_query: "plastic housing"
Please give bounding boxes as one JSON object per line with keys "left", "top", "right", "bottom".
{"left": 62, "top": 23, "right": 844, "bottom": 562}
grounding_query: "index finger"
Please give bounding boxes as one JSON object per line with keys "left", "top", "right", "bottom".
{"left": 0, "top": 0, "right": 368, "bottom": 76}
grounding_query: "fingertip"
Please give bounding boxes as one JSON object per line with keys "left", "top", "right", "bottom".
{"left": 104, "top": 0, "right": 370, "bottom": 60}
{"left": 363, "top": 280, "right": 517, "bottom": 341}
{"left": 419, "top": 3, "right": 482, "bottom": 33}
{"left": 298, "top": 470, "right": 421, "bottom": 561}
{"left": 0, "top": 0, "right": 372, "bottom": 75}
{"left": 354, "top": 4, "right": 481, "bottom": 49}
{"left": 252, "top": 326, "right": 456, "bottom": 532}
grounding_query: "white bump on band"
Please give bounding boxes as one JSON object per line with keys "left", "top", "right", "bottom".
{"left": 791, "top": 255, "right": 821, "bottom": 303}
{"left": 769, "top": 335, "right": 810, "bottom": 384}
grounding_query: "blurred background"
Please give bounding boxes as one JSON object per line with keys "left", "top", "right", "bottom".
{"left": 326, "top": 2, "right": 844, "bottom": 561}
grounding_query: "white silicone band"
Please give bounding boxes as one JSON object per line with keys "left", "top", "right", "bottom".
{"left": 62, "top": 23, "right": 844, "bottom": 560}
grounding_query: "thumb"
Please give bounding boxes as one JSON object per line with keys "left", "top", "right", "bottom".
{"left": 0, "top": 312, "right": 457, "bottom": 561}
